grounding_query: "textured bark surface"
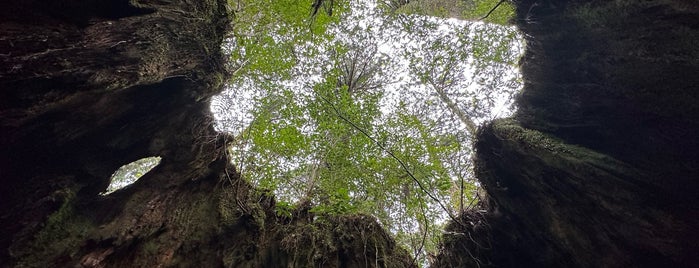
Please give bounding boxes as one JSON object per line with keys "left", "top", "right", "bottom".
{"left": 0, "top": 0, "right": 413, "bottom": 267}
{"left": 435, "top": 0, "right": 699, "bottom": 267}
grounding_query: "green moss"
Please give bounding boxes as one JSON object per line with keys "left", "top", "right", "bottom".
{"left": 568, "top": 0, "right": 637, "bottom": 29}
{"left": 491, "top": 119, "right": 575, "bottom": 154}
{"left": 213, "top": 72, "right": 226, "bottom": 88}
{"left": 14, "top": 188, "right": 93, "bottom": 267}
{"left": 490, "top": 119, "right": 642, "bottom": 178}
{"left": 142, "top": 240, "right": 159, "bottom": 255}
{"left": 217, "top": 188, "right": 240, "bottom": 226}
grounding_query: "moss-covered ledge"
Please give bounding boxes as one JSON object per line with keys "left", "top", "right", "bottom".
{"left": 436, "top": 119, "right": 695, "bottom": 267}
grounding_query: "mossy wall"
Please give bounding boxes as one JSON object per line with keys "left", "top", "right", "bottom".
{"left": 0, "top": 0, "right": 413, "bottom": 267}
{"left": 435, "top": 0, "right": 699, "bottom": 267}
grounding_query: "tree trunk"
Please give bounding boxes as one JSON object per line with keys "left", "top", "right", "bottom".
{"left": 431, "top": 83, "right": 478, "bottom": 135}
{"left": 0, "top": 0, "right": 413, "bottom": 267}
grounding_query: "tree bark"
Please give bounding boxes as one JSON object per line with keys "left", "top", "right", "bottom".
{"left": 0, "top": 0, "right": 413, "bottom": 267}
{"left": 435, "top": 0, "right": 699, "bottom": 267}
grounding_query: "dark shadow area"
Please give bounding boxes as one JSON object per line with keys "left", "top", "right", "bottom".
{"left": 435, "top": 0, "right": 699, "bottom": 267}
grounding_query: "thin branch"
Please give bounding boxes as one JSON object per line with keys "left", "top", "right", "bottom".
{"left": 460, "top": 173, "right": 464, "bottom": 212}
{"left": 480, "top": 0, "right": 507, "bottom": 20}
{"left": 411, "top": 201, "right": 430, "bottom": 266}
{"left": 231, "top": 59, "right": 250, "bottom": 77}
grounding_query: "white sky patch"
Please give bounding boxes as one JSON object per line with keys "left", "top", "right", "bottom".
{"left": 101, "top": 157, "right": 161, "bottom": 195}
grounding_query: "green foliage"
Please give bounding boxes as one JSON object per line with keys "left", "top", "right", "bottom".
{"left": 226, "top": 0, "right": 342, "bottom": 82}
{"left": 214, "top": 0, "right": 523, "bottom": 265}
{"left": 275, "top": 200, "right": 296, "bottom": 218}
{"left": 394, "top": 0, "right": 470, "bottom": 19}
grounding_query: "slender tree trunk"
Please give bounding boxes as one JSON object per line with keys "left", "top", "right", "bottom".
{"left": 430, "top": 83, "right": 478, "bottom": 135}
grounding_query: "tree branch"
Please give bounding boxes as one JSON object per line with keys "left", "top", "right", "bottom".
{"left": 480, "top": 0, "right": 507, "bottom": 20}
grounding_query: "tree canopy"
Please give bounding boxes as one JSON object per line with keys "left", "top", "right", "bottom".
{"left": 210, "top": 0, "right": 522, "bottom": 264}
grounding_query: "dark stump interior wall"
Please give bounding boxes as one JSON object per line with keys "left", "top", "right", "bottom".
{"left": 0, "top": 0, "right": 231, "bottom": 265}
{"left": 0, "top": 0, "right": 412, "bottom": 267}
{"left": 436, "top": 0, "right": 699, "bottom": 267}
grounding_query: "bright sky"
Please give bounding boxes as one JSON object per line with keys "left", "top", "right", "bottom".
{"left": 210, "top": 0, "right": 523, "bottom": 225}
{"left": 212, "top": 3, "right": 523, "bottom": 137}
{"left": 210, "top": 1, "right": 523, "bottom": 265}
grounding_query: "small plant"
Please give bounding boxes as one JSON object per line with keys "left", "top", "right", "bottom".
{"left": 275, "top": 200, "right": 295, "bottom": 218}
